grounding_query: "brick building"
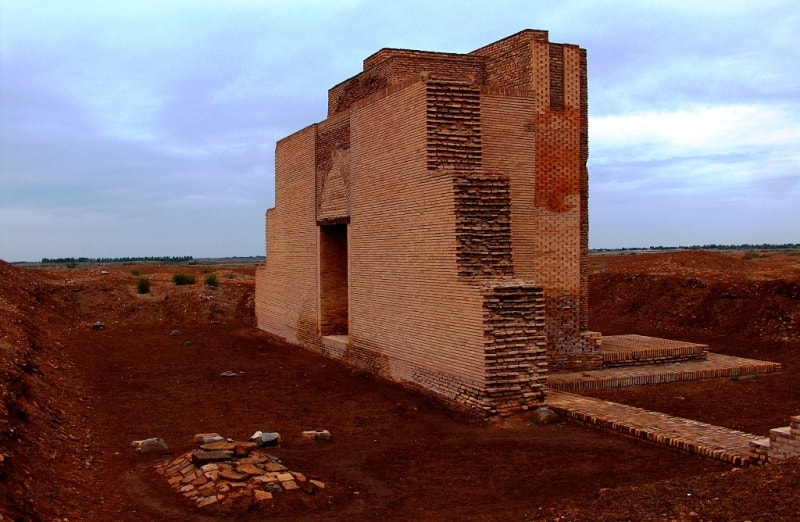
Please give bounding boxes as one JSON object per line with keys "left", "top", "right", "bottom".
{"left": 255, "top": 29, "right": 601, "bottom": 416}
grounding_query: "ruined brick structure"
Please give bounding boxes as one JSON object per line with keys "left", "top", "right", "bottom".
{"left": 255, "top": 30, "right": 601, "bottom": 416}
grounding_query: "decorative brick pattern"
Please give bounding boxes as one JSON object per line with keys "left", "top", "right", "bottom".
{"left": 549, "top": 44, "right": 565, "bottom": 111}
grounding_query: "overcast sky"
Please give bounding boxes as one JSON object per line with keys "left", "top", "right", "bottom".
{"left": 1, "top": 1, "right": 798, "bottom": 261}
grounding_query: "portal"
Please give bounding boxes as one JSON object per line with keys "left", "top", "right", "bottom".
{"left": 318, "top": 224, "right": 348, "bottom": 335}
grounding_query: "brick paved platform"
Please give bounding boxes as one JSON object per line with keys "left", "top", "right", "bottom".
{"left": 548, "top": 353, "right": 781, "bottom": 392}
{"left": 600, "top": 334, "right": 708, "bottom": 367}
{"left": 547, "top": 390, "right": 762, "bottom": 466}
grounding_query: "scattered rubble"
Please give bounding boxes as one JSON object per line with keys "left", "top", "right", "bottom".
{"left": 170, "top": 329, "right": 182, "bottom": 336}
{"left": 131, "top": 438, "right": 170, "bottom": 454}
{"left": 302, "top": 429, "right": 332, "bottom": 442}
{"left": 193, "top": 433, "right": 225, "bottom": 445}
{"left": 529, "top": 406, "right": 561, "bottom": 425}
{"left": 155, "top": 433, "right": 324, "bottom": 510}
{"left": 249, "top": 430, "right": 280, "bottom": 447}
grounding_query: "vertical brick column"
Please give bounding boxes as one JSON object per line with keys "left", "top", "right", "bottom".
{"left": 482, "top": 282, "right": 548, "bottom": 414}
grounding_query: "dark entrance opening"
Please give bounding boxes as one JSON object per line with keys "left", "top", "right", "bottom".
{"left": 319, "top": 224, "right": 348, "bottom": 336}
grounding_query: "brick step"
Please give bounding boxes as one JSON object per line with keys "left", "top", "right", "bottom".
{"left": 749, "top": 436, "right": 771, "bottom": 465}
{"left": 600, "top": 334, "right": 708, "bottom": 368}
{"left": 548, "top": 353, "right": 781, "bottom": 392}
{"left": 749, "top": 416, "right": 800, "bottom": 463}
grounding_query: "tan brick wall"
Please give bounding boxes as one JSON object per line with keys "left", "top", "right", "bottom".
{"left": 255, "top": 125, "right": 318, "bottom": 344}
{"left": 349, "top": 81, "right": 488, "bottom": 387}
{"left": 257, "top": 30, "right": 597, "bottom": 416}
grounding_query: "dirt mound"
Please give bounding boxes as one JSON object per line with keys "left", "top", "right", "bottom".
{"left": 590, "top": 251, "right": 800, "bottom": 342}
{"left": 0, "top": 261, "right": 90, "bottom": 520}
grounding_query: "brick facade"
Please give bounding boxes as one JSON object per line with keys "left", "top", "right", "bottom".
{"left": 255, "top": 30, "right": 599, "bottom": 416}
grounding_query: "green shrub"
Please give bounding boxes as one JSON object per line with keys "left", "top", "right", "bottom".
{"left": 136, "top": 277, "right": 151, "bottom": 294}
{"left": 172, "top": 273, "right": 196, "bottom": 285}
{"left": 66, "top": 262, "right": 77, "bottom": 268}
{"left": 205, "top": 274, "right": 218, "bottom": 287}
{"left": 131, "top": 268, "right": 141, "bottom": 276}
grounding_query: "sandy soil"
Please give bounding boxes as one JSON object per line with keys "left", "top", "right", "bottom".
{"left": 1, "top": 250, "right": 798, "bottom": 521}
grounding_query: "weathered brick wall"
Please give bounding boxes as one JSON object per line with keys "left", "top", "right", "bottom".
{"left": 471, "top": 29, "right": 548, "bottom": 90}
{"left": 254, "top": 125, "right": 319, "bottom": 344}
{"left": 482, "top": 282, "right": 548, "bottom": 414}
{"left": 426, "top": 79, "right": 482, "bottom": 171}
{"left": 348, "top": 81, "right": 488, "bottom": 390}
{"left": 316, "top": 113, "right": 351, "bottom": 224}
{"left": 329, "top": 50, "right": 484, "bottom": 117}
{"left": 257, "top": 30, "right": 598, "bottom": 417}
{"left": 454, "top": 173, "right": 513, "bottom": 279}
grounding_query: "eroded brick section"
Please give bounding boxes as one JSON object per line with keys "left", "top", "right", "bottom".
{"left": 471, "top": 29, "right": 549, "bottom": 90}
{"left": 453, "top": 173, "right": 513, "bottom": 278}
{"left": 329, "top": 74, "right": 388, "bottom": 116}
{"left": 482, "top": 282, "right": 548, "bottom": 413}
{"left": 315, "top": 115, "right": 351, "bottom": 223}
{"left": 330, "top": 50, "right": 484, "bottom": 116}
{"left": 426, "top": 80, "right": 481, "bottom": 171}
{"left": 544, "top": 294, "right": 602, "bottom": 371}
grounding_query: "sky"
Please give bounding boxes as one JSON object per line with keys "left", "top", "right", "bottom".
{"left": 1, "top": 1, "right": 798, "bottom": 261}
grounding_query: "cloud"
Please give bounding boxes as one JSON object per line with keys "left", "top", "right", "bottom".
{"left": 1, "top": 0, "right": 799, "bottom": 260}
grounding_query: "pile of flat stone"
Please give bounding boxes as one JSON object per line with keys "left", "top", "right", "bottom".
{"left": 155, "top": 433, "right": 325, "bottom": 509}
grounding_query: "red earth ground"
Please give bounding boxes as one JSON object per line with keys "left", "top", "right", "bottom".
{"left": 1, "top": 250, "right": 798, "bottom": 521}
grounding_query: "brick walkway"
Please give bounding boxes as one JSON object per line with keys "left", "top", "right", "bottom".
{"left": 547, "top": 390, "right": 761, "bottom": 466}
{"left": 543, "top": 338, "right": 784, "bottom": 466}
{"left": 548, "top": 353, "right": 781, "bottom": 392}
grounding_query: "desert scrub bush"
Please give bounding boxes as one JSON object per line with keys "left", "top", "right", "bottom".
{"left": 205, "top": 273, "right": 218, "bottom": 287}
{"left": 131, "top": 268, "right": 141, "bottom": 276}
{"left": 136, "top": 277, "right": 150, "bottom": 294}
{"left": 172, "top": 273, "right": 196, "bottom": 285}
